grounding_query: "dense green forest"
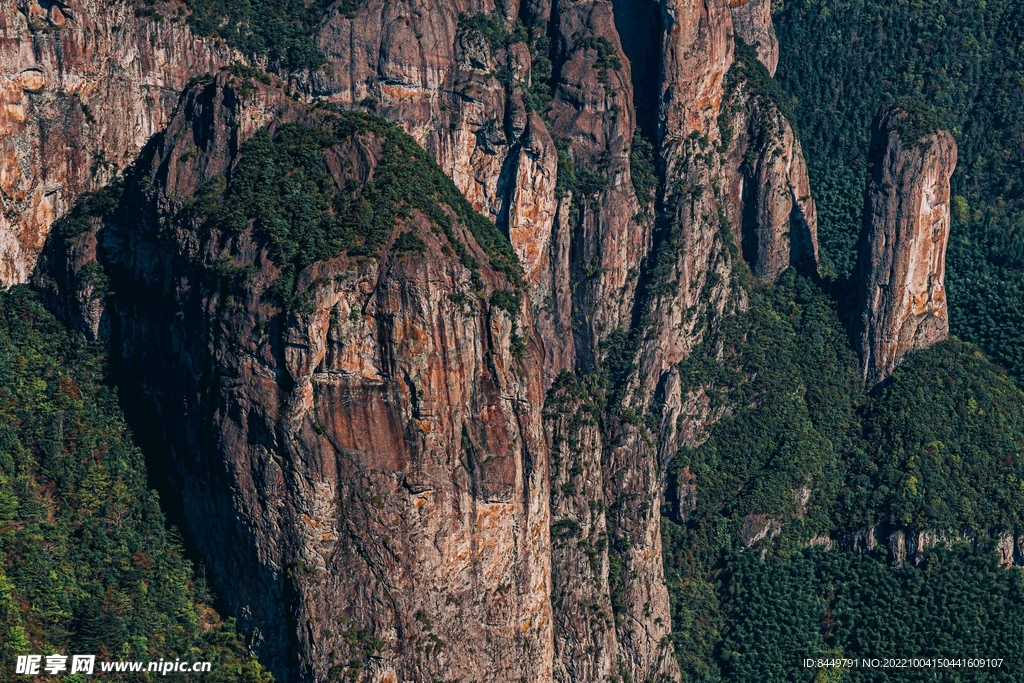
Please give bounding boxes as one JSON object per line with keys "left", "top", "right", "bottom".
{"left": 662, "top": 271, "right": 1024, "bottom": 680}
{"left": 655, "top": 4, "right": 1024, "bottom": 677}
{"left": 716, "top": 543, "right": 1024, "bottom": 682}
{"left": 773, "top": 0, "right": 1024, "bottom": 382}
{"left": 0, "top": 287, "right": 271, "bottom": 682}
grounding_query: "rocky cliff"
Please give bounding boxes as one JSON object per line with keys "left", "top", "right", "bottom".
{"left": 37, "top": 71, "right": 554, "bottom": 682}
{"left": 0, "top": 0, "right": 230, "bottom": 286}
{"left": 30, "top": 1, "right": 835, "bottom": 682}
{"left": 855, "top": 106, "right": 957, "bottom": 385}
{"left": 719, "top": 46, "right": 818, "bottom": 283}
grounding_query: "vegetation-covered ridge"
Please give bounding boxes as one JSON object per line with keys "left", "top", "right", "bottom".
{"left": 0, "top": 286, "right": 271, "bottom": 683}
{"left": 882, "top": 97, "right": 947, "bottom": 149}
{"left": 722, "top": 36, "right": 798, "bottom": 136}
{"left": 774, "top": 0, "right": 1024, "bottom": 381}
{"left": 193, "top": 110, "right": 524, "bottom": 295}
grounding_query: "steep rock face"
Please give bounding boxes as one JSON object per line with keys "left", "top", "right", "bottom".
{"left": 611, "top": 18, "right": 821, "bottom": 681}
{"left": 647, "top": 0, "right": 736, "bottom": 377}
{"left": 27, "top": 0, "right": 835, "bottom": 680}
{"left": 741, "top": 113, "right": 818, "bottom": 281}
{"left": 540, "top": 4, "right": 669, "bottom": 680}
{"left": 729, "top": 0, "right": 779, "bottom": 75}
{"left": 720, "top": 75, "right": 819, "bottom": 282}
{"left": 37, "top": 73, "right": 553, "bottom": 683}
{"left": 0, "top": 0, "right": 229, "bottom": 286}
{"left": 640, "top": 0, "right": 818, "bottom": 390}
{"left": 856, "top": 108, "right": 957, "bottom": 385}
{"left": 544, "top": 385, "right": 619, "bottom": 681}
{"left": 546, "top": 0, "right": 644, "bottom": 364}
{"left": 660, "top": 0, "right": 733, "bottom": 142}
{"left": 573, "top": 6, "right": 745, "bottom": 683}
{"left": 309, "top": 1, "right": 532, "bottom": 236}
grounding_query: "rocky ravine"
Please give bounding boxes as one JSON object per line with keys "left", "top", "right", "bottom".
{"left": 24, "top": 1, "right": 953, "bottom": 682}
{"left": 856, "top": 106, "right": 957, "bottom": 385}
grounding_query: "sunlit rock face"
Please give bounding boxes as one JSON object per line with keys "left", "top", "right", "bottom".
{"left": 0, "top": 0, "right": 230, "bottom": 286}
{"left": 856, "top": 108, "right": 958, "bottom": 385}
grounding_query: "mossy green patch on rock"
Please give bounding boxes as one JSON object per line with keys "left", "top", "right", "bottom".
{"left": 187, "top": 111, "right": 522, "bottom": 300}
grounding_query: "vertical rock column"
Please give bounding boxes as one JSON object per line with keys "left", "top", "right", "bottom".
{"left": 856, "top": 107, "right": 958, "bottom": 385}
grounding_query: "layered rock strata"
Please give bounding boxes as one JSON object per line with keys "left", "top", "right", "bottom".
{"left": 855, "top": 107, "right": 957, "bottom": 385}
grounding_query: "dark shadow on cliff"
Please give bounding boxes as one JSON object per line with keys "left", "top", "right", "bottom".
{"left": 611, "top": 0, "right": 662, "bottom": 141}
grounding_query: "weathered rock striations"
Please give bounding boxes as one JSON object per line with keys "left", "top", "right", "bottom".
{"left": 856, "top": 107, "right": 957, "bottom": 385}
{"left": 729, "top": 0, "right": 780, "bottom": 75}
{"left": 307, "top": 0, "right": 645, "bottom": 380}
{"left": 546, "top": 0, "right": 645, "bottom": 369}
{"left": 310, "top": 0, "right": 517, "bottom": 223}
{"left": 37, "top": 72, "right": 554, "bottom": 683}
{"left": 660, "top": 0, "right": 733, "bottom": 143}
{"left": 640, "top": 0, "right": 818, "bottom": 419}
{"left": 588, "top": 6, "right": 743, "bottom": 682}
{"left": 0, "top": 0, "right": 230, "bottom": 286}
{"left": 642, "top": 0, "right": 737, "bottom": 383}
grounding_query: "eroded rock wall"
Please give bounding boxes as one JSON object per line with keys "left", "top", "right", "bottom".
{"left": 720, "top": 79, "right": 819, "bottom": 282}
{"left": 37, "top": 73, "right": 554, "bottom": 683}
{"left": 0, "top": 0, "right": 230, "bottom": 285}
{"left": 29, "top": 1, "right": 831, "bottom": 681}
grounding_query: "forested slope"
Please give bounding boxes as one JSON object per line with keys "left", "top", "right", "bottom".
{"left": 662, "top": 270, "right": 1024, "bottom": 680}
{"left": 653, "top": 3, "right": 1024, "bottom": 679}
{"left": 0, "top": 287, "right": 270, "bottom": 682}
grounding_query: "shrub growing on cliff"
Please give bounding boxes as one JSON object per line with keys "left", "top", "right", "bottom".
{"left": 630, "top": 133, "right": 658, "bottom": 209}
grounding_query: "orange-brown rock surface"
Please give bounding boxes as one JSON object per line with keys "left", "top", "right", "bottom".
{"left": 660, "top": 0, "right": 733, "bottom": 141}
{"left": 0, "top": 0, "right": 229, "bottom": 286}
{"left": 856, "top": 107, "right": 957, "bottom": 385}
{"left": 37, "top": 72, "right": 554, "bottom": 682}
